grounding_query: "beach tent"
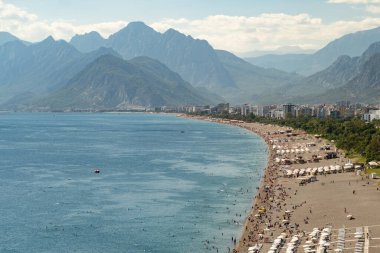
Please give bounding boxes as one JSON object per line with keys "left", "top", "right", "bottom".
{"left": 344, "top": 163, "right": 354, "bottom": 171}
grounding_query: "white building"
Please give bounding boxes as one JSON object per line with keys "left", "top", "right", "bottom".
{"left": 363, "top": 109, "right": 380, "bottom": 122}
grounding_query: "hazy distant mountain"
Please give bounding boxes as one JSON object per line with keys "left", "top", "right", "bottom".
{"left": 282, "top": 55, "right": 359, "bottom": 98}
{"left": 339, "top": 54, "right": 380, "bottom": 103}
{"left": 285, "top": 41, "right": 380, "bottom": 103}
{"left": 0, "top": 32, "right": 19, "bottom": 46}
{"left": 304, "top": 54, "right": 380, "bottom": 104}
{"left": 0, "top": 37, "right": 80, "bottom": 103}
{"left": 215, "top": 50, "right": 302, "bottom": 103}
{"left": 71, "top": 22, "right": 236, "bottom": 91}
{"left": 33, "top": 55, "right": 219, "bottom": 109}
{"left": 245, "top": 54, "right": 310, "bottom": 75}
{"left": 241, "top": 46, "right": 315, "bottom": 58}
{"left": 70, "top": 31, "right": 106, "bottom": 53}
{"left": 0, "top": 37, "right": 120, "bottom": 104}
{"left": 246, "top": 26, "right": 380, "bottom": 75}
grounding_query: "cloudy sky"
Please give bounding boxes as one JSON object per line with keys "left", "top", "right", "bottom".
{"left": 2, "top": 0, "right": 380, "bottom": 55}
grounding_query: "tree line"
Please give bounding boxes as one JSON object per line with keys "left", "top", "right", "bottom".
{"left": 205, "top": 113, "right": 380, "bottom": 163}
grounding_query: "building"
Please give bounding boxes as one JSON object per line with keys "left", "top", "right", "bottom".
{"left": 210, "top": 103, "right": 229, "bottom": 114}
{"left": 363, "top": 109, "right": 380, "bottom": 122}
{"left": 283, "top": 104, "right": 296, "bottom": 118}
{"left": 271, "top": 108, "right": 284, "bottom": 119}
{"left": 296, "top": 106, "right": 313, "bottom": 117}
{"left": 241, "top": 104, "right": 252, "bottom": 116}
{"left": 258, "top": 105, "right": 272, "bottom": 117}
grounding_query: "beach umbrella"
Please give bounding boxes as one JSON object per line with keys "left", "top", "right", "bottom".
{"left": 291, "top": 237, "right": 299, "bottom": 243}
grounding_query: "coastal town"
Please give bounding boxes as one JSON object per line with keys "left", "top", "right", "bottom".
{"left": 162, "top": 101, "right": 380, "bottom": 122}
{"left": 184, "top": 114, "right": 380, "bottom": 253}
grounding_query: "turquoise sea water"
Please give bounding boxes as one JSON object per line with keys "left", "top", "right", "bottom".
{"left": 0, "top": 113, "right": 267, "bottom": 253}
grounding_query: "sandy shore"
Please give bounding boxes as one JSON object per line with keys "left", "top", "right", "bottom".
{"left": 181, "top": 115, "right": 380, "bottom": 253}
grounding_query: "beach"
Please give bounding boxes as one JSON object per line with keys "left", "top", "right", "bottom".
{"left": 183, "top": 115, "right": 380, "bottom": 253}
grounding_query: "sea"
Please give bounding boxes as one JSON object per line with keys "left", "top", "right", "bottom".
{"left": 0, "top": 112, "right": 267, "bottom": 253}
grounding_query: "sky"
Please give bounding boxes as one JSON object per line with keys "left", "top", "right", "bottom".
{"left": 2, "top": 0, "right": 380, "bottom": 55}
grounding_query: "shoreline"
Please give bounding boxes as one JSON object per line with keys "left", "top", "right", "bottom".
{"left": 181, "top": 114, "right": 380, "bottom": 253}
{"left": 179, "top": 114, "right": 281, "bottom": 252}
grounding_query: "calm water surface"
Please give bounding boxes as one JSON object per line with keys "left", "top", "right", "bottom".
{"left": 0, "top": 113, "right": 267, "bottom": 253}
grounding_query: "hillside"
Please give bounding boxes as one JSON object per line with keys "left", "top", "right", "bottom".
{"left": 287, "top": 42, "right": 380, "bottom": 103}
{"left": 71, "top": 22, "right": 236, "bottom": 91}
{"left": 70, "top": 22, "right": 300, "bottom": 103}
{"left": 312, "top": 54, "right": 380, "bottom": 103}
{"left": 0, "top": 32, "right": 19, "bottom": 46}
{"left": 246, "top": 26, "right": 380, "bottom": 76}
{"left": 0, "top": 37, "right": 120, "bottom": 105}
{"left": 215, "top": 50, "right": 302, "bottom": 103}
{"left": 33, "top": 55, "right": 219, "bottom": 110}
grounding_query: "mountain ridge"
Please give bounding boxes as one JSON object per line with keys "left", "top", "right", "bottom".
{"left": 246, "top": 26, "right": 380, "bottom": 76}
{"left": 31, "top": 54, "right": 220, "bottom": 109}
{"left": 286, "top": 41, "right": 380, "bottom": 103}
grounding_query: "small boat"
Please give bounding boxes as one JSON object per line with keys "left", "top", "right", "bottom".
{"left": 94, "top": 169, "right": 100, "bottom": 174}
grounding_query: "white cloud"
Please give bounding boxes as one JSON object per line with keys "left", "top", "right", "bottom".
{"left": 328, "top": 0, "right": 380, "bottom": 15}
{"left": 366, "top": 4, "right": 380, "bottom": 12}
{"left": 328, "top": 0, "right": 380, "bottom": 3}
{"left": 0, "top": 0, "right": 127, "bottom": 41}
{"left": 1, "top": 0, "right": 380, "bottom": 56}
{"left": 151, "top": 14, "right": 380, "bottom": 55}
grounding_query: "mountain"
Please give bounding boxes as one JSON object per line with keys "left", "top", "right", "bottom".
{"left": 70, "top": 31, "right": 106, "bottom": 53}
{"left": 0, "top": 32, "right": 19, "bottom": 46}
{"left": 241, "top": 46, "right": 315, "bottom": 58}
{"left": 0, "top": 37, "right": 120, "bottom": 104}
{"left": 281, "top": 55, "right": 359, "bottom": 99}
{"left": 215, "top": 50, "right": 302, "bottom": 103}
{"left": 245, "top": 54, "right": 310, "bottom": 75}
{"left": 0, "top": 37, "right": 80, "bottom": 103}
{"left": 70, "top": 22, "right": 301, "bottom": 103}
{"left": 71, "top": 22, "right": 236, "bottom": 91}
{"left": 340, "top": 54, "right": 380, "bottom": 103}
{"left": 33, "top": 55, "right": 219, "bottom": 109}
{"left": 285, "top": 41, "right": 380, "bottom": 103}
{"left": 246, "top": 26, "right": 380, "bottom": 76}
{"left": 305, "top": 54, "right": 380, "bottom": 104}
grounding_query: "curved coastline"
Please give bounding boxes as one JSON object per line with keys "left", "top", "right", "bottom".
{"left": 179, "top": 114, "right": 280, "bottom": 252}
{"left": 180, "top": 114, "right": 380, "bottom": 253}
